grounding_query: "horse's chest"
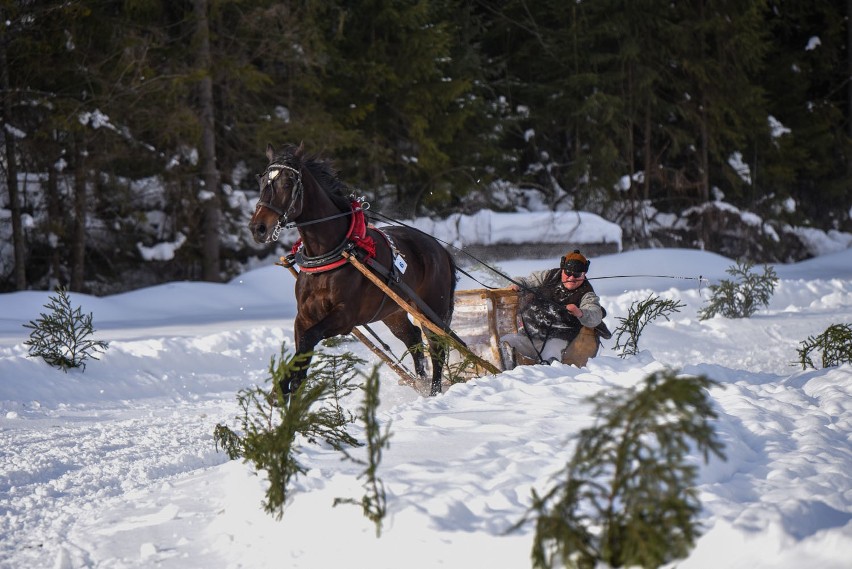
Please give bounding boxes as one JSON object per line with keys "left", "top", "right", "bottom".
{"left": 295, "top": 276, "right": 352, "bottom": 318}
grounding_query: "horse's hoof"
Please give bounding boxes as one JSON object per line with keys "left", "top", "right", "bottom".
{"left": 266, "top": 379, "right": 302, "bottom": 407}
{"left": 266, "top": 390, "right": 281, "bottom": 407}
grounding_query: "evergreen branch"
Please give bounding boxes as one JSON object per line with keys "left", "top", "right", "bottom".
{"left": 517, "top": 369, "right": 727, "bottom": 569}
{"left": 613, "top": 294, "right": 686, "bottom": 357}
{"left": 212, "top": 345, "right": 361, "bottom": 519}
{"left": 796, "top": 323, "right": 852, "bottom": 369}
{"left": 335, "top": 365, "right": 391, "bottom": 537}
{"left": 23, "top": 287, "right": 108, "bottom": 371}
{"left": 699, "top": 261, "right": 777, "bottom": 320}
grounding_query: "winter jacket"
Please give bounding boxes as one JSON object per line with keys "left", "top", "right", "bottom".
{"left": 517, "top": 268, "right": 605, "bottom": 343}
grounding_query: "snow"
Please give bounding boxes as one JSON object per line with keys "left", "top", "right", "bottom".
{"left": 728, "top": 151, "right": 752, "bottom": 184}
{"left": 789, "top": 227, "right": 852, "bottom": 257}
{"left": 1, "top": 239, "right": 851, "bottom": 569}
{"left": 402, "top": 210, "right": 622, "bottom": 250}
{"left": 136, "top": 233, "right": 187, "bottom": 262}
{"left": 768, "top": 115, "right": 791, "bottom": 139}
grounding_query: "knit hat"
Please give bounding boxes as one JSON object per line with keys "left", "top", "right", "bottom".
{"left": 560, "top": 249, "right": 590, "bottom": 273}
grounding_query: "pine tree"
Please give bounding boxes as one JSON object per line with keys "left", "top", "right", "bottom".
{"left": 301, "top": 0, "right": 484, "bottom": 214}
{"left": 667, "top": 0, "right": 769, "bottom": 208}
{"left": 479, "top": 0, "right": 611, "bottom": 207}
{"left": 757, "top": 0, "right": 852, "bottom": 229}
{"left": 796, "top": 323, "right": 852, "bottom": 369}
{"left": 213, "top": 347, "right": 361, "bottom": 519}
{"left": 519, "top": 370, "right": 726, "bottom": 569}
{"left": 698, "top": 261, "right": 778, "bottom": 320}
{"left": 23, "top": 287, "right": 109, "bottom": 371}
{"left": 334, "top": 365, "right": 391, "bottom": 537}
{"left": 613, "top": 294, "right": 686, "bottom": 357}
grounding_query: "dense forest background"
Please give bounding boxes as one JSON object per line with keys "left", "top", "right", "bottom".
{"left": 1, "top": 0, "right": 850, "bottom": 294}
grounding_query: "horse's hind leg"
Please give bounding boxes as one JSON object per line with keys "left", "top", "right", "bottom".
{"left": 425, "top": 330, "right": 447, "bottom": 396}
{"left": 382, "top": 312, "right": 430, "bottom": 383}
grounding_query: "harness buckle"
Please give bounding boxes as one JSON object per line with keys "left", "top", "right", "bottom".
{"left": 350, "top": 194, "right": 370, "bottom": 210}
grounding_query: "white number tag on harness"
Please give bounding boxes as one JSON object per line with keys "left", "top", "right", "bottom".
{"left": 393, "top": 253, "right": 408, "bottom": 274}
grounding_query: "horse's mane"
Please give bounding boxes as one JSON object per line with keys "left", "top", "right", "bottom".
{"left": 276, "top": 144, "right": 351, "bottom": 212}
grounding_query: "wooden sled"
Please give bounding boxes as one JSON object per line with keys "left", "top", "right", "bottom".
{"left": 451, "top": 287, "right": 521, "bottom": 375}
{"left": 453, "top": 287, "right": 603, "bottom": 373}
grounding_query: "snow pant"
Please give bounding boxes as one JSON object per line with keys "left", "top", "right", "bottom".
{"left": 500, "top": 333, "right": 569, "bottom": 369}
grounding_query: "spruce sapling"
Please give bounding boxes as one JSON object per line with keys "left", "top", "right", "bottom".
{"left": 698, "top": 261, "right": 778, "bottom": 320}
{"left": 430, "top": 332, "right": 477, "bottom": 385}
{"left": 311, "top": 349, "right": 365, "bottom": 425}
{"left": 518, "top": 369, "right": 726, "bottom": 569}
{"left": 613, "top": 294, "right": 686, "bottom": 357}
{"left": 335, "top": 365, "right": 391, "bottom": 537}
{"left": 213, "top": 345, "right": 360, "bottom": 519}
{"left": 796, "top": 323, "right": 852, "bottom": 369}
{"left": 23, "top": 286, "right": 108, "bottom": 371}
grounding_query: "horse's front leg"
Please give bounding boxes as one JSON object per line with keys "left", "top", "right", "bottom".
{"left": 280, "top": 320, "right": 322, "bottom": 396}
{"left": 282, "top": 312, "right": 351, "bottom": 396}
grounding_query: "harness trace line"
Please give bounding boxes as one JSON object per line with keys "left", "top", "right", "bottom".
{"left": 367, "top": 210, "right": 708, "bottom": 294}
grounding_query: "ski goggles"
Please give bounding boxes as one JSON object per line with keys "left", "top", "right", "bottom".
{"left": 560, "top": 259, "right": 588, "bottom": 276}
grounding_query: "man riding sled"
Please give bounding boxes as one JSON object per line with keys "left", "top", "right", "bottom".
{"left": 501, "top": 249, "right": 612, "bottom": 368}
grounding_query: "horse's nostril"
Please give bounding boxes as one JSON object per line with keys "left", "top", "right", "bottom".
{"left": 255, "top": 224, "right": 267, "bottom": 236}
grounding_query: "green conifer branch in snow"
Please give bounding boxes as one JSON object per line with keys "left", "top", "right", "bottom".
{"left": 519, "top": 369, "right": 727, "bottom": 569}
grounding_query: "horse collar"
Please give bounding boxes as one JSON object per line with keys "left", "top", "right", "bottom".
{"left": 290, "top": 201, "right": 377, "bottom": 273}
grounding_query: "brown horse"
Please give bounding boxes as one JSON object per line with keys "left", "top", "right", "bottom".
{"left": 248, "top": 143, "right": 457, "bottom": 396}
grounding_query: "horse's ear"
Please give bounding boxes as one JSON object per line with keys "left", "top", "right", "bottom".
{"left": 266, "top": 144, "right": 275, "bottom": 162}
{"left": 296, "top": 141, "right": 305, "bottom": 157}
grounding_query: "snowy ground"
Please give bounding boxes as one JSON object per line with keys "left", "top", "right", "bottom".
{"left": 1, "top": 247, "right": 851, "bottom": 569}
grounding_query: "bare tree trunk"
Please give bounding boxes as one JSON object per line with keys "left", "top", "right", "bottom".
{"left": 696, "top": 0, "right": 710, "bottom": 206}
{"left": 1, "top": 31, "right": 26, "bottom": 290}
{"left": 699, "top": 100, "right": 710, "bottom": 204}
{"left": 626, "top": 65, "right": 638, "bottom": 247}
{"left": 46, "top": 165, "right": 63, "bottom": 287}
{"left": 194, "top": 0, "right": 221, "bottom": 282}
{"left": 848, "top": 0, "right": 852, "bottom": 169}
{"left": 643, "top": 102, "right": 652, "bottom": 203}
{"left": 698, "top": 99, "right": 711, "bottom": 250}
{"left": 697, "top": 0, "right": 710, "bottom": 250}
{"left": 70, "top": 135, "right": 87, "bottom": 292}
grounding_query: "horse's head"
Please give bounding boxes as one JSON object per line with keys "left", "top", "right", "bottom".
{"left": 248, "top": 143, "right": 305, "bottom": 243}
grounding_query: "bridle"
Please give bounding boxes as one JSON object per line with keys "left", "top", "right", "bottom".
{"left": 254, "top": 162, "right": 304, "bottom": 242}
{"left": 253, "top": 161, "right": 367, "bottom": 243}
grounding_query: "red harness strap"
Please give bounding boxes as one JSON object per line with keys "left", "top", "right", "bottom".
{"left": 291, "top": 201, "right": 376, "bottom": 273}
